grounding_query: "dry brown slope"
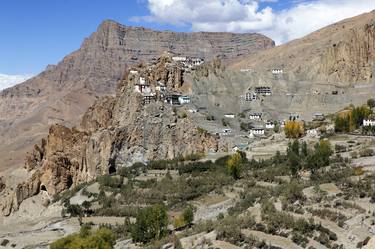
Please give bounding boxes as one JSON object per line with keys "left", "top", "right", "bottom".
{"left": 0, "top": 20, "right": 274, "bottom": 172}
{"left": 231, "top": 10, "right": 375, "bottom": 85}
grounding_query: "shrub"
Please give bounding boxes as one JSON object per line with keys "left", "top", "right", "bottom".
{"left": 367, "top": 99, "right": 375, "bottom": 108}
{"left": 50, "top": 227, "right": 116, "bottom": 249}
{"left": 359, "top": 148, "right": 374, "bottom": 157}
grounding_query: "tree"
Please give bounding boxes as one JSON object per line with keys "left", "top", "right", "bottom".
{"left": 284, "top": 121, "right": 304, "bottom": 138}
{"left": 287, "top": 140, "right": 301, "bottom": 176}
{"left": 226, "top": 152, "right": 245, "bottom": 179}
{"left": 306, "top": 140, "right": 333, "bottom": 174}
{"left": 132, "top": 204, "right": 169, "bottom": 243}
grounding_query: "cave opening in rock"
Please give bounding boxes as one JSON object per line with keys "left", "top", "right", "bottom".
{"left": 40, "top": 185, "right": 47, "bottom": 191}
{"left": 109, "top": 164, "right": 116, "bottom": 175}
{"left": 66, "top": 175, "right": 73, "bottom": 189}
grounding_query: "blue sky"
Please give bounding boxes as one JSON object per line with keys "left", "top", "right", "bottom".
{"left": 1, "top": 0, "right": 375, "bottom": 83}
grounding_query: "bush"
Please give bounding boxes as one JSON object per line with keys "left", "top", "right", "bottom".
{"left": 50, "top": 227, "right": 116, "bottom": 249}
{"left": 367, "top": 99, "right": 375, "bottom": 108}
{"left": 359, "top": 148, "right": 374, "bottom": 157}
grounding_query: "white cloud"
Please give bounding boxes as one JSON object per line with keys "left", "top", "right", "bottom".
{"left": 0, "top": 74, "right": 33, "bottom": 91}
{"left": 137, "top": 0, "right": 375, "bottom": 44}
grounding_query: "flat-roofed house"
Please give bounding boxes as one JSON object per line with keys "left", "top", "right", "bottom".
{"left": 250, "top": 127, "right": 265, "bottom": 136}
{"left": 249, "top": 113, "right": 262, "bottom": 120}
{"left": 363, "top": 119, "right": 375, "bottom": 127}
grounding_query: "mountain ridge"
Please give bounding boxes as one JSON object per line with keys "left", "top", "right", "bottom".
{"left": 0, "top": 20, "right": 274, "bottom": 172}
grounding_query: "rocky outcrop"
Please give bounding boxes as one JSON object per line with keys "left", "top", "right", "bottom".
{"left": 0, "top": 55, "right": 219, "bottom": 216}
{"left": 0, "top": 20, "right": 274, "bottom": 172}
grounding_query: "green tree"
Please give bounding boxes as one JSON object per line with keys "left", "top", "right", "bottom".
{"left": 132, "top": 204, "right": 169, "bottom": 243}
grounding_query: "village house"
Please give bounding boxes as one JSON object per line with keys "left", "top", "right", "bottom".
{"left": 165, "top": 92, "right": 181, "bottom": 106}
{"left": 255, "top": 86, "right": 272, "bottom": 96}
{"left": 289, "top": 113, "right": 300, "bottom": 120}
{"left": 143, "top": 93, "right": 156, "bottom": 105}
{"left": 245, "top": 91, "right": 257, "bottom": 101}
{"left": 363, "top": 119, "right": 375, "bottom": 127}
{"left": 129, "top": 70, "right": 138, "bottom": 75}
{"left": 155, "top": 82, "right": 167, "bottom": 92}
{"left": 188, "top": 108, "right": 198, "bottom": 113}
{"left": 265, "top": 121, "right": 275, "bottom": 129}
{"left": 250, "top": 127, "right": 265, "bottom": 136}
{"left": 307, "top": 128, "right": 319, "bottom": 137}
{"left": 249, "top": 113, "right": 262, "bottom": 120}
{"left": 134, "top": 83, "right": 151, "bottom": 94}
{"left": 178, "top": 96, "right": 191, "bottom": 104}
{"left": 224, "top": 114, "right": 235, "bottom": 119}
{"left": 222, "top": 128, "right": 232, "bottom": 135}
{"left": 313, "top": 113, "right": 325, "bottom": 121}
{"left": 172, "top": 56, "right": 187, "bottom": 62}
{"left": 272, "top": 69, "right": 283, "bottom": 75}
{"left": 172, "top": 56, "right": 204, "bottom": 69}
{"left": 232, "top": 144, "right": 248, "bottom": 152}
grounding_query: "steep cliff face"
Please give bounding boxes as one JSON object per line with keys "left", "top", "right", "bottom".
{"left": 0, "top": 55, "right": 219, "bottom": 216}
{"left": 319, "top": 21, "right": 375, "bottom": 83}
{"left": 0, "top": 20, "right": 274, "bottom": 172}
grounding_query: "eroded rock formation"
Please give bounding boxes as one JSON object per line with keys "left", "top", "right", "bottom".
{"left": 0, "top": 55, "right": 219, "bottom": 216}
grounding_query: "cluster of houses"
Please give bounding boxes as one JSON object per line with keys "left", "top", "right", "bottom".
{"left": 132, "top": 73, "right": 191, "bottom": 106}
{"left": 244, "top": 87, "right": 272, "bottom": 102}
{"left": 172, "top": 56, "right": 205, "bottom": 70}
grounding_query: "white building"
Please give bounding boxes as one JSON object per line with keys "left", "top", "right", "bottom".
{"left": 363, "top": 119, "right": 375, "bottom": 127}
{"left": 245, "top": 91, "right": 257, "bottom": 101}
{"left": 272, "top": 69, "right": 283, "bottom": 75}
{"left": 224, "top": 114, "right": 235, "bottom": 119}
{"left": 178, "top": 96, "right": 191, "bottom": 104}
{"left": 188, "top": 108, "right": 198, "bottom": 113}
{"left": 156, "top": 82, "right": 167, "bottom": 92}
{"left": 134, "top": 84, "right": 151, "bottom": 94}
{"left": 289, "top": 113, "right": 300, "bottom": 120}
{"left": 250, "top": 127, "right": 265, "bottom": 136}
{"left": 129, "top": 70, "right": 138, "bottom": 75}
{"left": 265, "top": 121, "right": 275, "bottom": 129}
{"left": 314, "top": 113, "right": 325, "bottom": 121}
{"left": 222, "top": 128, "right": 232, "bottom": 135}
{"left": 249, "top": 113, "right": 262, "bottom": 120}
{"left": 172, "top": 56, "right": 187, "bottom": 62}
{"left": 139, "top": 77, "right": 146, "bottom": 85}
{"left": 307, "top": 128, "right": 319, "bottom": 137}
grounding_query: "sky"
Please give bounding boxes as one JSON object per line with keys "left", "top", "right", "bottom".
{"left": 1, "top": 0, "right": 375, "bottom": 90}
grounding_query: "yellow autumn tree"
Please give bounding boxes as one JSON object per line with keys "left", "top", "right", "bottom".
{"left": 226, "top": 152, "right": 244, "bottom": 179}
{"left": 284, "top": 121, "right": 304, "bottom": 139}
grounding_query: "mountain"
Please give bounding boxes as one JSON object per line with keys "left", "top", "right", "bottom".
{"left": 187, "top": 10, "right": 375, "bottom": 122}
{"left": 0, "top": 54, "right": 221, "bottom": 216}
{"left": 0, "top": 20, "right": 275, "bottom": 172}
{"left": 231, "top": 10, "right": 375, "bottom": 85}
